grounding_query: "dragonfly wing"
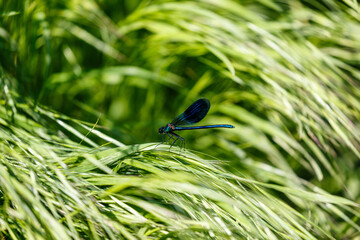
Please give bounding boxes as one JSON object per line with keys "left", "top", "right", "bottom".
{"left": 171, "top": 98, "right": 210, "bottom": 126}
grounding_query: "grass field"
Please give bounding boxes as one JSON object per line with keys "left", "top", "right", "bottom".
{"left": 1, "top": 0, "right": 360, "bottom": 239}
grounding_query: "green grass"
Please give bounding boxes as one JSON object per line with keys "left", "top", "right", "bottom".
{"left": 0, "top": 103, "right": 358, "bottom": 239}
{"left": 1, "top": 0, "right": 360, "bottom": 239}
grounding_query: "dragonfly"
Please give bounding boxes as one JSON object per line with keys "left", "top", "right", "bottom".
{"left": 158, "top": 98, "right": 234, "bottom": 150}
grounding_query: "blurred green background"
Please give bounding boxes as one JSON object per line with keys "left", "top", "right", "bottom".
{"left": 1, "top": 0, "right": 360, "bottom": 239}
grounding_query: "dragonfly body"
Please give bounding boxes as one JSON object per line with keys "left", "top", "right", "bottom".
{"left": 158, "top": 98, "right": 234, "bottom": 150}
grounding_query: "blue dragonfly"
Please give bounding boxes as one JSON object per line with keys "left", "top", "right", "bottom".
{"left": 158, "top": 98, "right": 234, "bottom": 150}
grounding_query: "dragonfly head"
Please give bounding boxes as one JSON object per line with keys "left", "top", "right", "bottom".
{"left": 158, "top": 126, "right": 165, "bottom": 134}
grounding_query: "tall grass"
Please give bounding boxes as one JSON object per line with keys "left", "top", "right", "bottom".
{"left": 0, "top": 101, "right": 358, "bottom": 239}
{"left": 1, "top": 0, "right": 360, "bottom": 239}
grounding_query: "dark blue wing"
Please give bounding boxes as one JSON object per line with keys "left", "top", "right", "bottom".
{"left": 171, "top": 98, "right": 210, "bottom": 126}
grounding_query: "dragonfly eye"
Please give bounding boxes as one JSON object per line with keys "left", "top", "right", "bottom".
{"left": 158, "top": 127, "right": 165, "bottom": 134}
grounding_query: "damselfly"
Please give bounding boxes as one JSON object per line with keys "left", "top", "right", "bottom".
{"left": 158, "top": 98, "right": 234, "bottom": 150}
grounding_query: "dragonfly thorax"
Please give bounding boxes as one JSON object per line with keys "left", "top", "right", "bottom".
{"left": 158, "top": 124, "right": 175, "bottom": 134}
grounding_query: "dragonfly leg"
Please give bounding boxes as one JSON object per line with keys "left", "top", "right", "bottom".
{"left": 170, "top": 132, "right": 185, "bottom": 152}
{"left": 165, "top": 132, "right": 178, "bottom": 150}
{"left": 168, "top": 134, "right": 178, "bottom": 150}
{"left": 155, "top": 133, "right": 166, "bottom": 149}
{"left": 166, "top": 133, "right": 176, "bottom": 142}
